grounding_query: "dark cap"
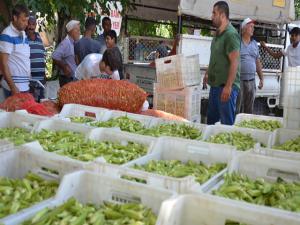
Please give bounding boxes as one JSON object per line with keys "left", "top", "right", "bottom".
{"left": 28, "top": 15, "right": 36, "bottom": 23}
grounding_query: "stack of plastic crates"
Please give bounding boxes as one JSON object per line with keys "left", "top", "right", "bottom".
{"left": 153, "top": 54, "right": 202, "bottom": 123}
{"left": 283, "top": 67, "right": 300, "bottom": 129}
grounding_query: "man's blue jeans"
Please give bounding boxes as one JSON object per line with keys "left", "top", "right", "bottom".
{"left": 207, "top": 86, "right": 239, "bottom": 125}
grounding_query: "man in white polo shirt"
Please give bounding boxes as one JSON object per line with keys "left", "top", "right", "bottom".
{"left": 0, "top": 4, "right": 30, "bottom": 97}
{"left": 261, "top": 27, "right": 300, "bottom": 67}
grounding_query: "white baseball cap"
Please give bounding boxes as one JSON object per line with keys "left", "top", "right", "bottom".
{"left": 241, "top": 18, "right": 255, "bottom": 29}
{"left": 66, "top": 20, "right": 80, "bottom": 32}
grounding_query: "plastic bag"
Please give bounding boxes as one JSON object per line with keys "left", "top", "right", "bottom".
{"left": 141, "top": 100, "right": 149, "bottom": 112}
{"left": 20, "top": 100, "right": 54, "bottom": 116}
{"left": 58, "top": 79, "right": 147, "bottom": 113}
{"left": 75, "top": 53, "right": 102, "bottom": 80}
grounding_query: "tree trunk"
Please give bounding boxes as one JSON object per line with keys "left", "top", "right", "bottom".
{"left": 0, "top": 0, "right": 14, "bottom": 26}
{"left": 55, "top": 10, "right": 70, "bottom": 45}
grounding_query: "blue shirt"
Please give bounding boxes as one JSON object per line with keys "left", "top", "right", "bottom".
{"left": 28, "top": 32, "right": 45, "bottom": 81}
{"left": 240, "top": 40, "right": 259, "bottom": 81}
{"left": 74, "top": 37, "right": 101, "bottom": 63}
{"left": 52, "top": 35, "right": 77, "bottom": 78}
{"left": 96, "top": 34, "right": 107, "bottom": 54}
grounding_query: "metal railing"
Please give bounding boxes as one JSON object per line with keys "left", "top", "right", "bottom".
{"left": 124, "top": 35, "right": 284, "bottom": 73}
{"left": 123, "top": 36, "right": 173, "bottom": 63}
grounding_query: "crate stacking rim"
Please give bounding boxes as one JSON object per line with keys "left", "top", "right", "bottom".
{"left": 155, "top": 54, "right": 201, "bottom": 90}
{"left": 154, "top": 84, "right": 202, "bottom": 123}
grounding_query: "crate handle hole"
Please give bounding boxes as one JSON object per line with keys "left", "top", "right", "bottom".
{"left": 32, "top": 167, "right": 60, "bottom": 180}
{"left": 21, "top": 122, "right": 34, "bottom": 130}
{"left": 111, "top": 192, "right": 141, "bottom": 204}
{"left": 267, "top": 168, "right": 300, "bottom": 181}
{"left": 84, "top": 112, "right": 96, "bottom": 118}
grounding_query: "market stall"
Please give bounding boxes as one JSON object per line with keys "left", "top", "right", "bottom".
{"left": 0, "top": 1, "right": 299, "bottom": 224}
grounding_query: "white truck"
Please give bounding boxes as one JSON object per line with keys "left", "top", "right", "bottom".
{"left": 124, "top": 0, "right": 295, "bottom": 112}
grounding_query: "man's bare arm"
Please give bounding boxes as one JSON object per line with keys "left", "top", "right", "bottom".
{"left": 0, "top": 53, "right": 19, "bottom": 94}
{"left": 221, "top": 50, "right": 239, "bottom": 102}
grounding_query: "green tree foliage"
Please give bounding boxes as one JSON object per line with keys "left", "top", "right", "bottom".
{"left": 127, "top": 20, "right": 177, "bottom": 38}
{"left": 10, "top": 0, "right": 134, "bottom": 43}
{"left": 295, "top": 0, "right": 300, "bottom": 19}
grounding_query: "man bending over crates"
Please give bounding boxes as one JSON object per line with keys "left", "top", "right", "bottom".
{"left": 203, "top": 1, "right": 240, "bottom": 125}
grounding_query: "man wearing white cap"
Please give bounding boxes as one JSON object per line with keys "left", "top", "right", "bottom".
{"left": 52, "top": 20, "right": 81, "bottom": 87}
{"left": 237, "top": 18, "right": 264, "bottom": 114}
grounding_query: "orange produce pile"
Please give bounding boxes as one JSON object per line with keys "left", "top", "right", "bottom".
{"left": 58, "top": 79, "right": 147, "bottom": 113}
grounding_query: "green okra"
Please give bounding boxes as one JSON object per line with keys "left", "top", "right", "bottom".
{"left": 129, "top": 160, "right": 226, "bottom": 185}
{"left": 22, "top": 198, "right": 157, "bottom": 225}
{"left": 237, "top": 119, "right": 282, "bottom": 131}
{"left": 33, "top": 129, "right": 148, "bottom": 164}
{"left": 213, "top": 172, "right": 300, "bottom": 213}
{"left": 69, "top": 116, "right": 95, "bottom": 123}
{"left": 139, "top": 123, "right": 202, "bottom": 140}
{"left": 206, "top": 131, "right": 257, "bottom": 151}
{"left": 0, "top": 173, "right": 58, "bottom": 219}
{"left": 91, "top": 116, "right": 145, "bottom": 133}
{"left": 0, "top": 127, "right": 35, "bottom": 145}
{"left": 273, "top": 136, "right": 300, "bottom": 152}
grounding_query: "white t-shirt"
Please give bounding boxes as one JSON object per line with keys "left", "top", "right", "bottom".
{"left": 0, "top": 23, "right": 30, "bottom": 91}
{"left": 283, "top": 44, "right": 300, "bottom": 67}
{"left": 75, "top": 53, "right": 120, "bottom": 80}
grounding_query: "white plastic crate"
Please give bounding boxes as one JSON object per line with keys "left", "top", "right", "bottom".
{"left": 0, "top": 147, "right": 84, "bottom": 181}
{"left": 0, "top": 147, "right": 85, "bottom": 225}
{"left": 158, "top": 194, "right": 300, "bottom": 225}
{"left": 89, "top": 137, "right": 236, "bottom": 193}
{"left": 283, "top": 107, "right": 300, "bottom": 129}
{"left": 251, "top": 148, "right": 300, "bottom": 161}
{"left": 0, "top": 112, "right": 47, "bottom": 130}
{"left": 25, "top": 126, "right": 156, "bottom": 166}
{"left": 203, "top": 125, "right": 274, "bottom": 149}
{"left": 234, "top": 113, "right": 283, "bottom": 126}
{"left": 148, "top": 119, "right": 206, "bottom": 139}
{"left": 283, "top": 66, "right": 300, "bottom": 97}
{"left": 155, "top": 54, "right": 201, "bottom": 90}
{"left": 98, "top": 109, "right": 160, "bottom": 128}
{"left": 199, "top": 153, "right": 300, "bottom": 217}
{"left": 0, "top": 140, "right": 14, "bottom": 152}
{"left": 252, "top": 128, "right": 300, "bottom": 160}
{"left": 284, "top": 107, "right": 300, "bottom": 121}
{"left": 4, "top": 171, "right": 176, "bottom": 225}
{"left": 21, "top": 141, "right": 100, "bottom": 171}
{"left": 285, "top": 95, "right": 300, "bottom": 109}
{"left": 33, "top": 118, "right": 95, "bottom": 135}
{"left": 227, "top": 153, "right": 300, "bottom": 183}
{"left": 153, "top": 84, "right": 201, "bottom": 123}
{"left": 283, "top": 119, "right": 300, "bottom": 130}
{"left": 88, "top": 128, "right": 157, "bottom": 156}
{"left": 59, "top": 103, "right": 110, "bottom": 120}
{"left": 0, "top": 112, "right": 47, "bottom": 150}
{"left": 271, "top": 128, "right": 300, "bottom": 147}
